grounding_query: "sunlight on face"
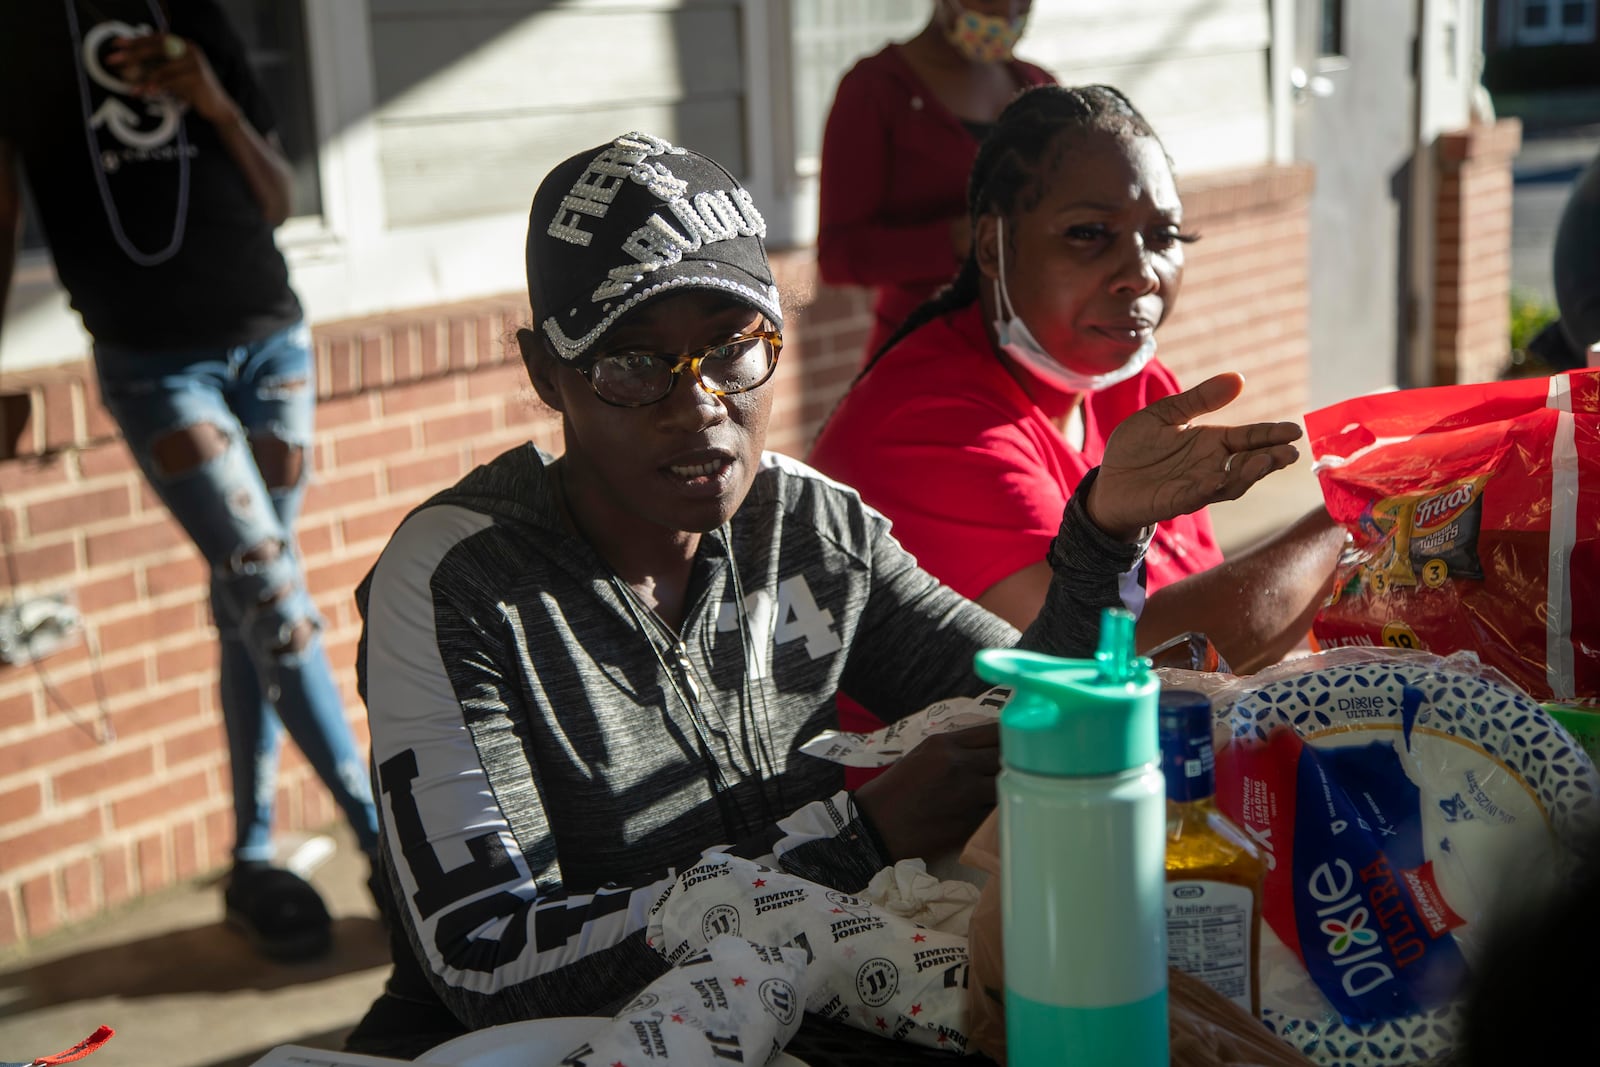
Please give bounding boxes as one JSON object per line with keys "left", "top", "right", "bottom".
{"left": 555, "top": 292, "right": 776, "bottom": 540}
{"left": 1000, "top": 129, "right": 1188, "bottom": 378}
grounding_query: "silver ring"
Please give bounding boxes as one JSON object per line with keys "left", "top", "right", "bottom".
{"left": 164, "top": 35, "right": 187, "bottom": 59}
{"left": 1223, "top": 452, "right": 1238, "bottom": 475}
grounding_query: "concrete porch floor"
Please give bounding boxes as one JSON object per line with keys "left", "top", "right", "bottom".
{"left": 0, "top": 823, "right": 390, "bottom": 1067}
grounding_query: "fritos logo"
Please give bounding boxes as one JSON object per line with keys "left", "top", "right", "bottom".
{"left": 1362, "top": 474, "right": 1490, "bottom": 589}
{"left": 1414, "top": 483, "right": 1476, "bottom": 529}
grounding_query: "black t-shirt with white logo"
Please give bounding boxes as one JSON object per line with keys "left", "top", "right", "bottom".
{"left": 1, "top": 0, "right": 300, "bottom": 349}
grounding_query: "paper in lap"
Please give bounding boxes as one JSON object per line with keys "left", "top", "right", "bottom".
{"left": 799, "top": 686, "right": 1011, "bottom": 767}
{"left": 647, "top": 853, "right": 973, "bottom": 1054}
{"left": 864, "top": 858, "right": 981, "bottom": 935}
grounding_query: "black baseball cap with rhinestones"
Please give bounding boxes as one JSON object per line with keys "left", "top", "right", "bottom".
{"left": 525, "top": 132, "right": 784, "bottom": 364}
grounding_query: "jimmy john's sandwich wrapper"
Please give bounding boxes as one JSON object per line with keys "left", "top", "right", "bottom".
{"left": 561, "top": 935, "right": 807, "bottom": 1067}
{"left": 646, "top": 853, "right": 972, "bottom": 1054}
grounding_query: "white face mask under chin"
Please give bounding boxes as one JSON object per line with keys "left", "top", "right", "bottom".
{"left": 991, "top": 221, "right": 1157, "bottom": 393}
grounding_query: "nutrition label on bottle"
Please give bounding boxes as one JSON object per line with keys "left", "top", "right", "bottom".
{"left": 1165, "top": 880, "right": 1254, "bottom": 1012}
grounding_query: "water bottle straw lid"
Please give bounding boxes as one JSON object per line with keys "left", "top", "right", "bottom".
{"left": 1095, "top": 608, "right": 1150, "bottom": 684}
{"left": 977, "top": 608, "right": 1160, "bottom": 777}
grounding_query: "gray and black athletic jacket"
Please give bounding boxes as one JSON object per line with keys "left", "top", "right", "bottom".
{"left": 356, "top": 444, "right": 1144, "bottom": 1030}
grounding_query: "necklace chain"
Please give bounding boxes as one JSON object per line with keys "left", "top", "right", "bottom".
{"left": 64, "top": 0, "right": 192, "bottom": 266}
{"left": 553, "top": 462, "right": 777, "bottom": 829}
{"left": 610, "top": 575, "right": 716, "bottom": 737}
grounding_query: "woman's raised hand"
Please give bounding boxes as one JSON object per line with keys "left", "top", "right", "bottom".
{"left": 1085, "top": 373, "right": 1303, "bottom": 541}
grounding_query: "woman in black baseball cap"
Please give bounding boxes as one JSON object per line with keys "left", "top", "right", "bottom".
{"left": 346, "top": 131, "right": 1302, "bottom": 1059}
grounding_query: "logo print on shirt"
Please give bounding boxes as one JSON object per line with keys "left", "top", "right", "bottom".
{"left": 62, "top": 2, "right": 194, "bottom": 265}
{"left": 717, "top": 574, "right": 842, "bottom": 678}
{"left": 83, "top": 21, "right": 184, "bottom": 154}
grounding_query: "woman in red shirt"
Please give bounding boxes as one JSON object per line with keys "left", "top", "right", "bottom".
{"left": 811, "top": 86, "right": 1344, "bottom": 690}
{"left": 817, "top": 1, "right": 1052, "bottom": 365}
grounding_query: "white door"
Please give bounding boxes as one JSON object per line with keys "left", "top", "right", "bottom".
{"left": 1295, "top": 0, "right": 1420, "bottom": 405}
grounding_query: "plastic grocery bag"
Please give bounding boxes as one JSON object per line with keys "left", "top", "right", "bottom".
{"left": 1306, "top": 369, "right": 1600, "bottom": 701}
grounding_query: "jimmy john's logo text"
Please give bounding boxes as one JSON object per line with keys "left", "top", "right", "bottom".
{"left": 691, "top": 976, "right": 729, "bottom": 1011}
{"left": 830, "top": 914, "right": 887, "bottom": 942}
{"left": 753, "top": 888, "right": 807, "bottom": 914}
{"left": 913, "top": 945, "right": 967, "bottom": 973}
{"left": 682, "top": 863, "right": 732, "bottom": 890}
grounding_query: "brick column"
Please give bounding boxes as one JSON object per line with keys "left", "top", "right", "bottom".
{"left": 1434, "top": 118, "right": 1523, "bottom": 385}
{"left": 1158, "top": 163, "right": 1316, "bottom": 425}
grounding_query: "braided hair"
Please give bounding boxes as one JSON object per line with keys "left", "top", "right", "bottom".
{"left": 861, "top": 84, "right": 1164, "bottom": 377}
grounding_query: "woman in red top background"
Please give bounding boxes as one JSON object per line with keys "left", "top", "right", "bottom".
{"left": 817, "top": 1, "right": 1052, "bottom": 366}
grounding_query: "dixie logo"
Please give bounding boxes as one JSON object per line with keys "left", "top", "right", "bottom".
{"left": 1307, "top": 859, "right": 1397, "bottom": 998}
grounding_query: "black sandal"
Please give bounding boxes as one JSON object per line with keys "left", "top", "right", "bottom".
{"left": 224, "top": 864, "right": 332, "bottom": 961}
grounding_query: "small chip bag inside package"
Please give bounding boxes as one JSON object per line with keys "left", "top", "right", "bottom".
{"left": 563, "top": 935, "right": 807, "bottom": 1066}
{"left": 646, "top": 852, "right": 973, "bottom": 1054}
{"left": 1306, "top": 369, "right": 1600, "bottom": 701}
{"left": 1198, "top": 648, "right": 1600, "bottom": 1066}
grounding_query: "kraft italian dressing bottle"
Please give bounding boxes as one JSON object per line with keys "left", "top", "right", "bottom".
{"left": 1159, "top": 689, "right": 1265, "bottom": 1017}
{"left": 975, "top": 608, "right": 1168, "bottom": 1066}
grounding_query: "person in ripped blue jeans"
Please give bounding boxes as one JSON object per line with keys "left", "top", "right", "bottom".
{"left": 0, "top": 0, "right": 377, "bottom": 960}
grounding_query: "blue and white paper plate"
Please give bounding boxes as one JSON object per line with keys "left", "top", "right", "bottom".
{"left": 1219, "top": 653, "right": 1599, "bottom": 1066}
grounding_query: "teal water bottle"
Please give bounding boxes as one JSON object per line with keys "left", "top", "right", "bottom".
{"left": 975, "top": 608, "right": 1168, "bottom": 1065}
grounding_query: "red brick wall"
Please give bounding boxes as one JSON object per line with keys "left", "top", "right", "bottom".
{"left": 0, "top": 163, "right": 1310, "bottom": 950}
{"left": 1160, "top": 164, "right": 1315, "bottom": 423}
{"left": 1435, "top": 118, "right": 1523, "bottom": 386}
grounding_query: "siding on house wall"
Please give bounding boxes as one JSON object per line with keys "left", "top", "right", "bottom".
{"left": 779, "top": 0, "right": 1278, "bottom": 246}
{"left": 1024, "top": 0, "right": 1274, "bottom": 174}
{"left": 0, "top": 0, "right": 1281, "bottom": 377}
{"left": 369, "top": 0, "right": 747, "bottom": 228}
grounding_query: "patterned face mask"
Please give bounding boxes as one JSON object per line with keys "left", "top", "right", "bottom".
{"left": 943, "top": 2, "right": 1028, "bottom": 63}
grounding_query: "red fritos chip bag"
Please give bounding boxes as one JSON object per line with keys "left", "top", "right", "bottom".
{"left": 1307, "top": 370, "right": 1600, "bottom": 701}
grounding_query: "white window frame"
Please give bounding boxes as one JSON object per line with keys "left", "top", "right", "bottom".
{"left": 295, "top": 0, "right": 767, "bottom": 324}
{"left": 1513, "top": 0, "right": 1597, "bottom": 45}
{"left": 290, "top": 0, "right": 833, "bottom": 263}
{"left": 251, "top": 0, "right": 533, "bottom": 330}
{"left": 293, "top": 0, "right": 805, "bottom": 322}
{"left": 282, "top": 0, "right": 377, "bottom": 254}
{"left": 745, "top": 0, "right": 928, "bottom": 250}
{"left": 739, "top": 0, "right": 787, "bottom": 247}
